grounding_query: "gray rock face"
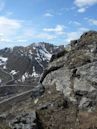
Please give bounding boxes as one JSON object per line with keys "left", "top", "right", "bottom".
{"left": 41, "top": 31, "right": 97, "bottom": 109}
{"left": 31, "top": 84, "right": 45, "bottom": 99}
{"left": 10, "top": 111, "right": 38, "bottom": 129}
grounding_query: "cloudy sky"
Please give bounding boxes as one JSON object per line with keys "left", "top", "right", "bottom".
{"left": 0, "top": 0, "right": 97, "bottom": 48}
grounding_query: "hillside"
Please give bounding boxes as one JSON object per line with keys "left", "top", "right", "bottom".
{"left": 1, "top": 31, "right": 97, "bottom": 129}
{"left": 39, "top": 31, "right": 97, "bottom": 129}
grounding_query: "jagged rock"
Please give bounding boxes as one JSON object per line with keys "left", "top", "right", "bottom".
{"left": 10, "top": 111, "right": 38, "bottom": 129}
{"left": 37, "top": 102, "right": 52, "bottom": 110}
{"left": 50, "top": 49, "right": 68, "bottom": 62}
{"left": 41, "top": 31, "right": 97, "bottom": 109}
{"left": 31, "top": 84, "right": 45, "bottom": 98}
{"left": 35, "top": 86, "right": 77, "bottom": 129}
{"left": 78, "top": 97, "right": 92, "bottom": 108}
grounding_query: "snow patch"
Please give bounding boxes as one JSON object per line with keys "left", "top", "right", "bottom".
{"left": 31, "top": 66, "right": 39, "bottom": 77}
{"left": 21, "top": 75, "right": 26, "bottom": 82}
{"left": 0, "top": 56, "right": 8, "bottom": 66}
{"left": 10, "top": 70, "right": 18, "bottom": 75}
{"left": 39, "top": 49, "right": 51, "bottom": 61}
{"left": 21, "top": 72, "right": 29, "bottom": 82}
{"left": 29, "top": 50, "right": 33, "bottom": 54}
{"left": 0, "top": 56, "right": 8, "bottom": 62}
{"left": 34, "top": 98, "right": 39, "bottom": 104}
{"left": 3, "top": 65, "right": 7, "bottom": 69}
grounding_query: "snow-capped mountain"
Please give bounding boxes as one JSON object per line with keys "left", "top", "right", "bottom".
{"left": 0, "top": 42, "right": 64, "bottom": 84}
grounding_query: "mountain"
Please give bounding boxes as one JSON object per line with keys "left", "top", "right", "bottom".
{"left": 2, "top": 31, "right": 97, "bottom": 129}
{"left": 0, "top": 42, "right": 64, "bottom": 85}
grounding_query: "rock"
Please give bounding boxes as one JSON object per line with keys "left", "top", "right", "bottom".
{"left": 34, "top": 98, "right": 39, "bottom": 104}
{"left": 31, "top": 84, "right": 45, "bottom": 98}
{"left": 0, "top": 113, "right": 7, "bottom": 123}
{"left": 50, "top": 49, "right": 68, "bottom": 62}
{"left": 10, "top": 111, "right": 38, "bottom": 129}
{"left": 79, "top": 97, "right": 92, "bottom": 108}
{"left": 37, "top": 102, "right": 52, "bottom": 110}
{"left": 41, "top": 31, "right": 97, "bottom": 109}
{"left": 32, "top": 31, "right": 97, "bottom": 129}
{"left": 0, "top": 113, "right": 7, "bottom": 119}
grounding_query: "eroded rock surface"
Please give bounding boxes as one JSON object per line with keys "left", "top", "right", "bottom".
{"left": 41, "top": 31, "right": 97, "bottom": 109}
{"left": 10, "top": 111, "right": 38, "bottom": 129}
{"left": 33, "top": 31, "right": 97, "bottom": 129}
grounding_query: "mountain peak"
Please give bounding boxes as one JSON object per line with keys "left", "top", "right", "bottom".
{"left": 0, "top": 42, "right": 64, "bottom": 85}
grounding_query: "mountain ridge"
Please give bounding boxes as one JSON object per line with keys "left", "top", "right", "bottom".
{"left": 2, "top": 31, "right": 97, "bottom": 129}
{"left": 0, "top": 42, "right": 64, "bottom": 85}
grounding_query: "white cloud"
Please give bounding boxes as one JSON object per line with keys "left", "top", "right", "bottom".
{"left": 0, "top": 0, "right": 5, "bottom": 11}
{"left": 0, "top": 16, "right": 22, "bottom": 42}
{"left": 44, "top": 13, "right": 53, "bottom": 17}
{"left": 0, "top": 38, "right": 11, "bottom": 42}
{"left": 65, "top": 32, "right": 80, "bottom": 42}
{"left": 65, "top": 27, "right": 89, "bottom": 42}
{"left": 16, "top": 39, "right": 27, "bottom": 42}
{"left": 74, "top": 21, "right": 81, "bottom": 26}
{"left": 5, "top": 11, "right": 13, "bottom": 17}
{"left": 88, "top": 18, "right": 97, "bottom": 26}
{"left": 35, "top": 33, "right": 56, "bottom": 40}
{"left": 43, "top": 25, "right": 65, "bottom": 35}
{"left": 78, "top": 8, "right": 86, "bottom": 12}
{"left": 19, "top": 28, "right": 56, "bottom": 41}
{"left": 74, "top": 0, "right": 97, "bottom": 12}
{"left": 69, "top": 21, "right": 81, "bottom": 26}
{"left": 79, "top": 27, "right": 89, "bottom": 31}
{"left": 0, "top": 16, "right": 21, "bottom": 29}
{"left": 75, "top": 0, "right": 97, "bottom": 7}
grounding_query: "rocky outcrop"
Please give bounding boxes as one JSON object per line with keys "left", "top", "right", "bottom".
{"left": 41, "top": 31, "right": 97, "bottom": 109}
{"left": 30, "top": 31, "right": 97, "bottom": 129}
{"left": 10, "top": 111, "right": 38, "bottom": 129}
{"left": 50, "top": 49, "right": 68, "bottom": 62}
{"left": 31, "top": 84, "right": 45, "bottom": 99}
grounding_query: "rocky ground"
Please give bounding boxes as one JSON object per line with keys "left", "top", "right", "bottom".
{"left": 1, "top": 31, "right": 97, "bottom": 129}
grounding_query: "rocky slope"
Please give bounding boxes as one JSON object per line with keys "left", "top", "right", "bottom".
{"left": 0, "top": 42, "right": 63, "bottom": 85}
{"left": 37, "top": 31, "right": 97, "bottom": 129}
{"left": 41, "top": 31, "right": 97, "bottom": 109}
{"left": 1, "top": 31, "right": 97, "bottom": 129}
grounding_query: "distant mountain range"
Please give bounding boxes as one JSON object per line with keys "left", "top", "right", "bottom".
{"left": 0, "top": 42, "right": 64, "bottom": 85}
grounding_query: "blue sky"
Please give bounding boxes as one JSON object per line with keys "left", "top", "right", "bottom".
{"left": 0, "top": 0, "right": 97, "bottom": 48}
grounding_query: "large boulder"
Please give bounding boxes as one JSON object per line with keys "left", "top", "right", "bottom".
{"left": 40, "top": 31, "right": 97, "bottom": 109}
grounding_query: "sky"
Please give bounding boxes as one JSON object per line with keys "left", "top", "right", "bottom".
{"left": 0, "top": 0, "right": 97, "bottom": 48}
